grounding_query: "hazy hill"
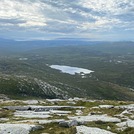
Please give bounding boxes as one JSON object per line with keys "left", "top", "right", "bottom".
{"left": 0, "top": 39, "right": 134, "bottom": 100}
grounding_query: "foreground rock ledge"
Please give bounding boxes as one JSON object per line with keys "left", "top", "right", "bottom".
{"left": 69, "top": 114, "right": 121, "bottom": 123}
{"left": 0, "top": 124, "right": 43, "bottom": 134}
{"left": 76, "top": 126, "right": 116, "bottom": 134}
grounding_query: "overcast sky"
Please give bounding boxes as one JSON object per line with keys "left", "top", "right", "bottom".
{"left": 0, "top": 0, "right": 134, "bottom": 41}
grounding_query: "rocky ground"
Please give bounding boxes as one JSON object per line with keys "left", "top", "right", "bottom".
{"left": 0, "top": 97, "right": 134, "bottom": 134}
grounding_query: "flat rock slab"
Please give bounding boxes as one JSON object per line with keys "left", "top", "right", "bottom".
{"left": 22, "top": 100, "right": 39, "bottom": 105}
{"left": 75, "top": 110, "right": 83, "bottom": 115}
{"left": 0, "top": 127, "right": 29, "bottom": 134}
{"left": 92, "top": 105, "right": 114, "bottom": 109}
{"left": 3, "top": 106, "right": 30, "bottom": 111}
{"left": 0, "top": 94, "right": 9, "bottom": 100}
{"left": 4, "top": 105, "right": 84, "bottom": 111}
{"left": 50, "top": 110, "right": 71, "bottom": 114}
{"left": 0, "top": 124, "right": 42, "bottom": 134}
{"left": 69, "top": 114, "right": 121, "bottom": 123}
{"left": 14, "top": 119, "right": 65, "bottom": 125}
{"left": 59, "top": 120, "right": 78, "bottom": 128}
{"left": 14, "top": 109, "right": 71, "bottom": 118}
{"left": 29, "top": 105, "right": 84, "bottom": 111}
{"left": 115, "top": 104, "right": 134, "bottom": 110}
{"left": 46, "top": 99, "right": 65, "bottom": 102}
{"left": 14, "top": 111, "right": 51, "bottom": 118}
{"left": 0, "top": 118, "right": 9, "bottom": 121}
{"left": 116, "top": 120, "right": 134, "bottom": 128}
{"left": 76, "top": 126, "right": 115, "bottom": 134}
{"left": 99, "top": 105, "right": 114, "bottom": 109}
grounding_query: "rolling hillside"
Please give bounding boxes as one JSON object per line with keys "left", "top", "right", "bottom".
{"left": 0, "top": 39, "right": 134, "bottom": 100}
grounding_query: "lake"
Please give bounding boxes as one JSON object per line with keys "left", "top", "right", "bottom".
{"left": 50, "top": 65, "right": 94, "bottom": 75}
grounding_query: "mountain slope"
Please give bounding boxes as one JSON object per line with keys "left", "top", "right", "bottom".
{"left": 0, "top": 73, "right": 134, "bottom": 101}
{"left": 0, "top": 40, "right": 134, "bottom": 100}
{"left": 0, "top": 74, "right": 67, "bottom": 99}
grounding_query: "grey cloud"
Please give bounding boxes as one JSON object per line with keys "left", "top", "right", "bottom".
{"left": 0, "top": 18, "right": 26, "bottom": 24}
{"left": 41, "top": 20, "right": 78, "bottom": 33}
{"left": 0, "top": 0, "right": 133, "bottom": 40}
{"left": 116, "top": 13, "right": 134, "bottom": 22}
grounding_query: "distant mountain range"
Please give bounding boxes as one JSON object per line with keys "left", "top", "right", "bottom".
{"left": 0, "top": 38, "right": 133, "bottom": 53}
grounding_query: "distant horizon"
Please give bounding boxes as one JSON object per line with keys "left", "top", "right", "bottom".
{"left": 0, "top": 37, "right": 134, "bottom": 42}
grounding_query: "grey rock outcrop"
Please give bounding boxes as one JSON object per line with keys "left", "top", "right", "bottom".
{"left": 59, "top": 120, "right": 78, "bottom": 128}
{"left": 76, "top": 126, "right": 116, "bottom": 134}
{"left": 0, "top": 124, "right": 43, "bottom": 134}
